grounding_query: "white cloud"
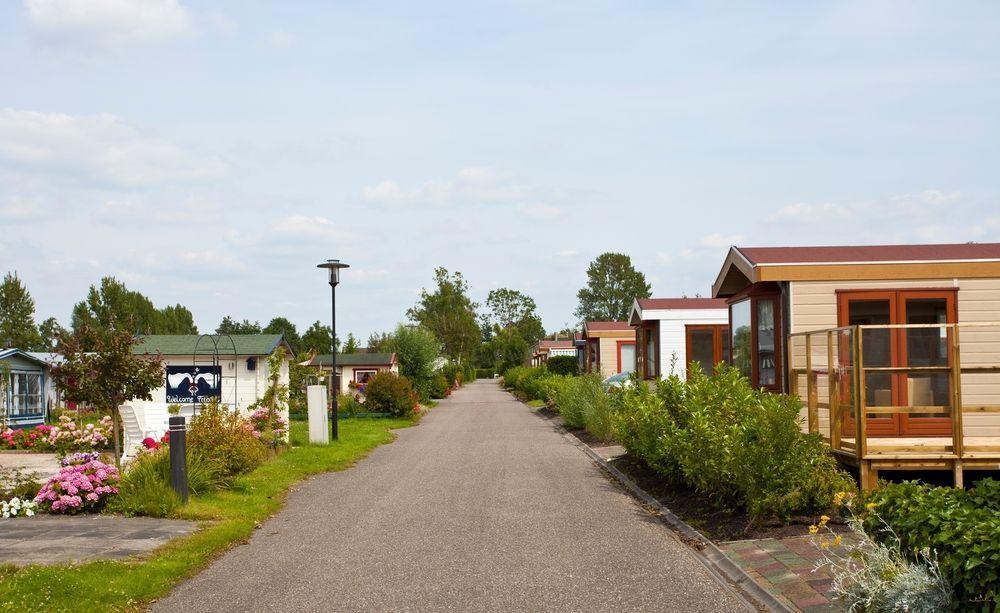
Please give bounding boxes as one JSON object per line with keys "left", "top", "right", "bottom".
{"left": 517, "top": 202, "right": 562, "bottom": 220}
{"left": 698, "top": 232, "right": 743, "bottom": 249}
{"left": 769, "top": 190, "right": 960, "bottom": 224}
{"left": 24, "top": 0, "right": 194, "bottom": 51}
{"left": 272, "top": 215, "right": 354, "bottom": 242}
{"left": 265, "top": 29, "right": 294, "bottom": 50}
{"left": 0, "top": 109, "right": 227, "bottom": 187}
{"left": 0, "top": 195, "right": 48, "bottom": 222}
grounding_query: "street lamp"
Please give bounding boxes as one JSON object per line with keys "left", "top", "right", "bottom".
{"left": 317, "top": 259, "right": 349, "bottom": 441}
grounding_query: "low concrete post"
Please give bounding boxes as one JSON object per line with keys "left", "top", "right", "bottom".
{"left": 168, "top": 416, "right": 188, "bottom": 503}
{"left": 307, "top": 385, "right": 329, "bottom": 444}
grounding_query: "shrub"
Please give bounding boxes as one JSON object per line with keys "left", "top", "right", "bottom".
{"left": 548, "top": 375, "right": 614, "bottom": 439}
{"left": 502, "top": 365, "right": 552, "bottom": 401}
{"left": 34, "top": 455, "right": 120, "bottom": 514}
{"left": 0, "top": 467, "right": 42, "bottom": 503}
{"left": 866, "top": 481, "right": 1000, "bottom": 609}
{"left": 248, "top": 408, "right": 288, "bottom": 450}
{"left": 476, "top": 368, "right": 495, "bottom": 379}
{"left": 364, "top": 372, "right": 418, "bottom": 417}
{"left": 386, "top": 324, "right": 441, "bottom": 401}
{"left": 546, "top": 355, "right": 578, "bottom": 376}
{"left": 429, "top": 374, "right": 450, "bottom": 399}
{"left": 337, "top": 393, "right": 364, "bottom": 417}
{"left": 187, "top": 400, "right": 269, "bottom": 479}
{"left": 611, "top": 364, "right": 854, "bottom": 521}
{"left": 107, "top": 451, "right": 181, "bottom": 518}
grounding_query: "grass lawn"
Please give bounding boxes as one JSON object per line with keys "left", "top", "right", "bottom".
{"left": 0, "top": 417, "right": 415, "bottom": 612}
{"left": 526, "top": 399, "right": 545, "bottom": 408}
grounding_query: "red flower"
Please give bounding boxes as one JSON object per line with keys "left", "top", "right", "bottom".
{"left": 141, "top": 437, "right": 160, "bottom": 450}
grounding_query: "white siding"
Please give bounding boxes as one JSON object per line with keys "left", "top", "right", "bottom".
{"left": 641, "top": 308, "right": 729, "bottom": 379}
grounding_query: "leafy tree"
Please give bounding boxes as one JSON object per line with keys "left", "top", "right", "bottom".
{"left": 367, "top": 331, "right": 392, "bottom": 353}
{"left": 481, "top": 288, "right": 545, "bottom": 345}
{"left": 38, "top": 317, "right": 67, "bottom": 351}
{"left": 481, "top": 326, "right": 530, "bottom": 374}
{"left": 157, "top": 304, "right": 198, "bottom": 335}
{"left": 574, "top": 253, "right": 651, "bottom": 322}
{"left": 342, "top": 333, "right": 359, "bottom": 354}
{"left": 385, "top": 324, "right": 441, "bottom": 401}
{"left": 51, "top": 327, "right": 164, "bottom": 466}
{"left": 216, "top": 316, "right": 262, "bottom": 335}
{"left": 407, "top": 267, "right": 480, "bottom": 364}
{"left": 263, "top": 317, "right": 301, "bottom": 350}
{"left": 300, "top": 320, "right": 337, "bottom": 355}
{"left": 0, "top": 272, "right": 42, "bottom": 350}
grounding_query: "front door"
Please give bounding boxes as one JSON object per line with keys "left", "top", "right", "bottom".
{"left": 838, "top": 289, "right": 955, "bottom": 437}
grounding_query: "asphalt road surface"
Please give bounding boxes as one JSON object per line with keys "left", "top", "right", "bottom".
{"left": 154, "top": 380, "right": 748, "bottom": 612}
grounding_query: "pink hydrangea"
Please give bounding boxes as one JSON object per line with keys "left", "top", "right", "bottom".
{"left": 34, "top": 459, "right": 120, "bottom": 514}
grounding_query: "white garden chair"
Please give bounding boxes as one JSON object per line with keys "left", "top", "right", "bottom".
{"left": 119, "top": 405, "right": 146, "bottom": 465}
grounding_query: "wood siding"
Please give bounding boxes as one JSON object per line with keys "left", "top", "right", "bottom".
{"left": 789, "top": 278, "right": 1000, "bottom": 437}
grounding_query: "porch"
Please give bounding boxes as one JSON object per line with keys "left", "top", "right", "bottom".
{"left": 787, "top": 322, "right": 1000, "bottom": 491}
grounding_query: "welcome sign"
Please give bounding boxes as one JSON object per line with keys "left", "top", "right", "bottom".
{"left": 165, "top": 365, "right": 222, "bottom": 403}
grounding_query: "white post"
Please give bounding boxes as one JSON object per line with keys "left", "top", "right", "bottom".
{"left": 307, "top": 385, "right": 329, "bottom": 444}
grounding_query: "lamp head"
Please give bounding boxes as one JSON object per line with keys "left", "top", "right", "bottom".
{"left": 317, "top": 259, "right": 349, "bottom": 286}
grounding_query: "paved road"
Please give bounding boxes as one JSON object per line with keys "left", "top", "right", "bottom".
{"left": 155, "top": 380, "right": 747, "bottom": 612}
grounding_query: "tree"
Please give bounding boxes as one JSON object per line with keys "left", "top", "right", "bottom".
{"left": 38, "top": 317, "right": 67, "bottom": 351}
{"left": 481, "top": 326, "right": 530, "bottom": 374}
{"left": 50, "top": 327, "right": 164, "bottom": 466}
{"left": 574, "top": 253, "right": 651, "bottom": 322}
{"left": 343, "top": 333, "right": 359, "bottom": 354}
{"left": 0, "top": 272, "right": 42, "bottom": 350}
{"left": 263, "top": 317, "right": 301, "bottom": 351}
{"left": 216, "top": 316, "right": 262, "bottom": 335}
{"left": 385, "top": 324, "right": 441, "bottom": 401}
{"left": 367, "top": 331, "right": 392, "bottom": 353}
{"left": 481, "top": 288, "right": 545, "bottom": 345}
{"left": 406, "top": 267, "right": 480, "bottom": 364}
{"left": 157, "top": 304, "right": 198, "bottom": 335}
{"left": 300, "top": 320, "right": 337, "bottom": 355}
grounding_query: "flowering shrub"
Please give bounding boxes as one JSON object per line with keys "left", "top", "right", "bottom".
{"left": 0, "top": 415, "right": 113, "bottom": 453}
{"left": 1, "top": 497, "right": 37, "bottom": 519}
{"left": 364, "top": 371, "right": 419, "bottom": 417}
{"left": 34, "top": 457, "right": 120, "bottom": 514}
{"left": 248, "top": 407, "right": 288, "bottom": 449}
{"left": 811, "top": 492, "right": 953, "bottom": 611}
{"left": 188, "top": 400, "right": 268, "bottom": 478}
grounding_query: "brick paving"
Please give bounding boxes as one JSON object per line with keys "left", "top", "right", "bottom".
{"left": 720, "top": 535, "right": 855, "bottom": 612}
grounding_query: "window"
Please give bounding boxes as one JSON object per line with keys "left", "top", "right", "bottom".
{"left": 354, "top": 369, "right": 378, "bottom": 385}
{"left": 617, "top": 341, "right": 636, "bottom": 374}
{"left": 730, "top": 299, "right": 752, "bottom": 379}
{"left": 757, "top": 298, "right": 777, "bottom": 387}
{"left": 727, "top": 285, "right": 783, "bottom": 391}
{"left": 11, "top": 372, "right": 43, "bottom": 416}
{"left": 686, "top": 325, "right": 730, "bottom": 378}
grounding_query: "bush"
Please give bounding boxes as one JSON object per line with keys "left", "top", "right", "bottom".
{"left": 386, "top": 324, "right": 441, "bottom": 402}
{"left": 441, "top": 364, "right": 460, "bottom": 388}
{"left": 866, "top": 481, "right": 1000, "bottom": 609}
{"left": 337, "top": 393, "right": 364, "bottom": 417}
{"left": 429, "top": 374, "right": 450, "bottom": 399}
{"left": 502, "top": 365, "right": 552, "bottom": 401}
{"left": 611, "top": 364, "right": 855, "bottom": 521}
{"left": 476, "top": 368, "right": 495, "bottom": 379}
{"left": 546, "top": 355, "right": 578, "bottom": 376}
{"left": 0, "top": 467, "right": 42, "bottom": 502}
{"left": 548, "top": 375, "right": 614, "bottom": 439}
{"left": 187, "top": 400, "right": 269, "bottom": 479}
{"left": 364, "top": 372, "right": 418, "bottom": 417}
{"left": 34, "top": 453, "right": 120, "bottom": 514}
{"left": 107, "top": 451, "right": 181, "bottom": 518}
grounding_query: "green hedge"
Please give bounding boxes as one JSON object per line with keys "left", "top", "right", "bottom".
{"left": 546, "top": 355, "right": 578, "bottom": 376}
{"left": 866, "top": 480, "right": 1000, "bottom": 610}
{"left": 612, "top": 365, "right": 854, "bottom": 521}
{"left": 476, "top": 368, "right": 495, "bottom": 379}
{"left": 548, "top": 374, "right": 613, "bottom": 438}
{"left": 502, "top": 365, "right": 551, "bottom": 401}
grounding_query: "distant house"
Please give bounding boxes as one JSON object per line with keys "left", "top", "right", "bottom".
{"left": 131, "top": 334, "right": 293, "bottom": 414}
{"left": 27, "top": 352, "right": 65, "bottom": 411}
{"left": 530, "top": 340, "right": 576, "bottom": 367}
{"left": 302, "top": 352, "right": 399, "bottom": 396}
{"left": 628, "top": 298, "right": 729, "bottom": 380}
{"left": 581, "top": 321, "right": 635, "bottom": 378}
{"left": 0, "top": 349, "right": 50, "bottom": 429}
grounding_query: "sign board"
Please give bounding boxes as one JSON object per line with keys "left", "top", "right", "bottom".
{"left": 165, "top": 365, "right": 222, "bottom": 403}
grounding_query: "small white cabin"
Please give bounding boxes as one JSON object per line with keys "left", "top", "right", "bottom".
{"left": 629, "top": 298, "right": 729, "bottom": 380}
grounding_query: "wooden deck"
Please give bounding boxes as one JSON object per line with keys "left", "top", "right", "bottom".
{"left": 788, "top": 323, "right": 1000, "bottom": 490}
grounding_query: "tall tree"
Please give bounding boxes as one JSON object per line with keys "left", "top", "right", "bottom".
{"left": 481, "top": 326, "right": 530, "bottom": 374}
{"left": 38, "top": 317, "right": 67, "bottom": 351}
{"left": 574, "top": 253, "right": 651, "bottom": 322}
{"left": 300, "top": 320, "right": 337, "bottom": 355}
{"left": 367, "top": 331, "right": 392, "bottom": 353}
{"left": 157, "top": 304, "right": 198, "bottom": 335}
{"left": 71, "top": 276, "right": 160, "bottom": 339}
{"left": 385, "top": 324, "right": 441, "bottom": 401}
{"left": 263, "top": 317, "right": 301, "bottom": 350}
{"left": 407, "top": 267, "right": 480, "bottom": 364}
{"left": 51, "top": 327, "right": 163, "bottom": 466}
{"left": 342, "top": 333, "right": 359, "bottom": 354}
{"left": 216, "top": 316, "right": 262, "bottom": 335}
{"left": 0, "top": 272, "right": 42, "bottom": 350}
{"left": 481, "top": 287, "right": 545, "bottom": 345}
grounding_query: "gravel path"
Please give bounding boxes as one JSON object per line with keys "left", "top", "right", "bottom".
{"left": 154, "top": 380, "right": 748, "bottom": 612}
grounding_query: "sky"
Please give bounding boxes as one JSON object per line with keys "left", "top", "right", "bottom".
{"left": 1, "top": 1, "right": 999, "bottom": 340}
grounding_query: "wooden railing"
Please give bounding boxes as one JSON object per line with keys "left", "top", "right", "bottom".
{"left": 787, "top": 323, "right": 1000, "bottom": 489}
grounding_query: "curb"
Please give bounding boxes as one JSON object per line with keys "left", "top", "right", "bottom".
{"left": 509, "top": 391, "right": 792, "bottom": 613}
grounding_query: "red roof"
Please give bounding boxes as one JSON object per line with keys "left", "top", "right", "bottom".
{"left": 537, "top": 340, "right": 575, "bottom": 349}
{"left": 637, "top": 298, "right": 728, "bottom": 310}
{"left": 738, "top": 243, "right": 1000, "bottom": 265}
{"left": 584, "top": 321, "right": 632, "bottom": 331}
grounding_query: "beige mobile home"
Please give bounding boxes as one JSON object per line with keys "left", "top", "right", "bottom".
{"left": 712, "top": 243, "right": 1000, "bottom": 489}
{"left": 581, "top": 322, "right": 635, "bottom": 378}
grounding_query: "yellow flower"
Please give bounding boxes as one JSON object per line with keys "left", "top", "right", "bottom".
{"left": 833, "top": 535, "right": 843, "bottom": 546}
{"left": 819, "top": 540, "right": 830, "bottom": 549}
{"left": 808, "top": 525, "right": 819, "bottom": 534}
{"left": 819, "top": 515, "right": 830, "bottom": 526}
{"left": 833, "top": 492, "right": 846, "bottom": 505}
{"left": 866, "top": 502, "right": 877, "bottom": 511}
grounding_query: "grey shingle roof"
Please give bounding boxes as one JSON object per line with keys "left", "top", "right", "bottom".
{"left": 310, "top": 353, "right": 396, "bottom": 367}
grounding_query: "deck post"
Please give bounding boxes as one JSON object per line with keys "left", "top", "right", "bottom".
{"left": 806, "top": 334, "right": 818, "bottom": 433}
{"left": 951, "top": 324, "right": 964, "bottom": 487}
{"left": 828, "top": 330, "right": 841, "bottom": 450}
{"left": 854, "top": 326, "right": 868, "bottom": 463}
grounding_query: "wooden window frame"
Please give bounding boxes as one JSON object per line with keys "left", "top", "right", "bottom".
{"left": 637, "top": 322, "right": 659, "bottom": 379}
{"left": 685, "top": 325, "right": 729, "bottom": 378}
{"left": 728, "top": 287, "right": 783, "bottom": 391}
{"left": 616, "top": 340, "right": 636, "bottom": 374}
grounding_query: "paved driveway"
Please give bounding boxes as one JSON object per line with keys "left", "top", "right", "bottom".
{"left": 154, "top": 380, "right": 747, "bottom": 612}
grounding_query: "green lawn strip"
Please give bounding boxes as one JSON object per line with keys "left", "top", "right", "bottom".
{"left": 526, "top": 399, "right": 545, "bottom": 408}
{"left": 0, "top": 417, "right": 415, "bottom": 612}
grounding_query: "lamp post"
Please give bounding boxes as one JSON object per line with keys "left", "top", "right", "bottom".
{"left": 317, "top": 259, "right": 349, "bottom": 441}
